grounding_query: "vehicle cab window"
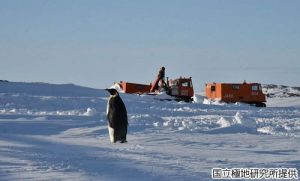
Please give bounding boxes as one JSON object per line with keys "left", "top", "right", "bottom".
{"left": 252, "top": 85, "right": 259, "bottom": 91}
{"left": 232, "top": 85, "right": 240, "bottom": 90}
{"left": 189, "top": 81, "right": 193, "bottom": 87}
{"left": 173, "top": 80, "right": 178, "bottom": 86}
{"left": 211, "top": 85, "right": 216, "bottom": 91}
{"left": 181, "top": 81, "right": 189, "bottom": 87}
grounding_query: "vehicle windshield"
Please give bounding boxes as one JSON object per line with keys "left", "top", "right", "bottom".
{"left": 181, "top": 80, "right": 192, "bottom": 87}
{"left": 252, "top": 85, "right": 259, "bottom": 91}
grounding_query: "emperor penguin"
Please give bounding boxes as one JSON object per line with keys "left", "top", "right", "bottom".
{"left": 105, "top": 88, "right": 128, "bottom": 143}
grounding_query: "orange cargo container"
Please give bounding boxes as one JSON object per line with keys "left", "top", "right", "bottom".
{"left": 118, "top": 81, "right": 151, "bottom": 94}
{"left": 205, "top": 82, "right": 266, "bottom": 107}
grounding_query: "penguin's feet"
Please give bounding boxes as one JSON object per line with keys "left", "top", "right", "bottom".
{"left": 120, "top": 140, "right": 127, "bottom": 143}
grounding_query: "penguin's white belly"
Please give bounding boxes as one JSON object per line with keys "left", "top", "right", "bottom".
{"left": 106, "top": 96, "right": 111, "bottom": 115}
{"left": 108, "top": 125, "right": 115, "bottom": 143}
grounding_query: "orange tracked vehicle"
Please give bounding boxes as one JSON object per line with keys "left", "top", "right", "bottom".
{"left": 205, "top": 82, "right": 266, "bottom": 107}
{"left": 115, "top": 67, "right": 194, "bottom": 101}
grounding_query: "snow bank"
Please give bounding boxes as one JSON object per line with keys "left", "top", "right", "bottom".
{"left": 82, "top": 108, "right": 97, "bottom": 116}
{"left": 202, "top": 98, "right": 226, "bottom": 105}
{"left": 0, "top": 108, "right": 98, "bottom": 117}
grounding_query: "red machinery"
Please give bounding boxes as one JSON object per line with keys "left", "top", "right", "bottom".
{"left": 115, "top": 67, "right": 194, "bottom": 101}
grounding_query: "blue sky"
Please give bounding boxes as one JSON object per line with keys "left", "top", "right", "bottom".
{"left": 0, "top": 0, "right": 299, "bottom": 91}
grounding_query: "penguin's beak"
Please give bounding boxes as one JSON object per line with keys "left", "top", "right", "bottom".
{"left": 104, "top": 88, "right": 118, "bottom": 95}
{"left": 104, "top": 88, "right": 110, "bottom": 95}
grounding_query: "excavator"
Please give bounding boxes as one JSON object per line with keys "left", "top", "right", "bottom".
{"left": 114, "top": 67, "right": 194, "bottom": 102}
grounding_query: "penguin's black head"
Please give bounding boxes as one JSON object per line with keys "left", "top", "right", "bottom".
{"left": 105, "top": 88, "right": 119, "bottom": 96}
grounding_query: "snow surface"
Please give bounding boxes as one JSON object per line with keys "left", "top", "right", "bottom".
{"left": 0, "top": 81, "right": 300, "bottom": 180}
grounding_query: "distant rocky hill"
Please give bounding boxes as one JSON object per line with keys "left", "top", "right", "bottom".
{"left": 263, "top": 84, "right": 300, "bottom": 98}
{"left": 0, "top": 80, "right": 104, "bottom": 97}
